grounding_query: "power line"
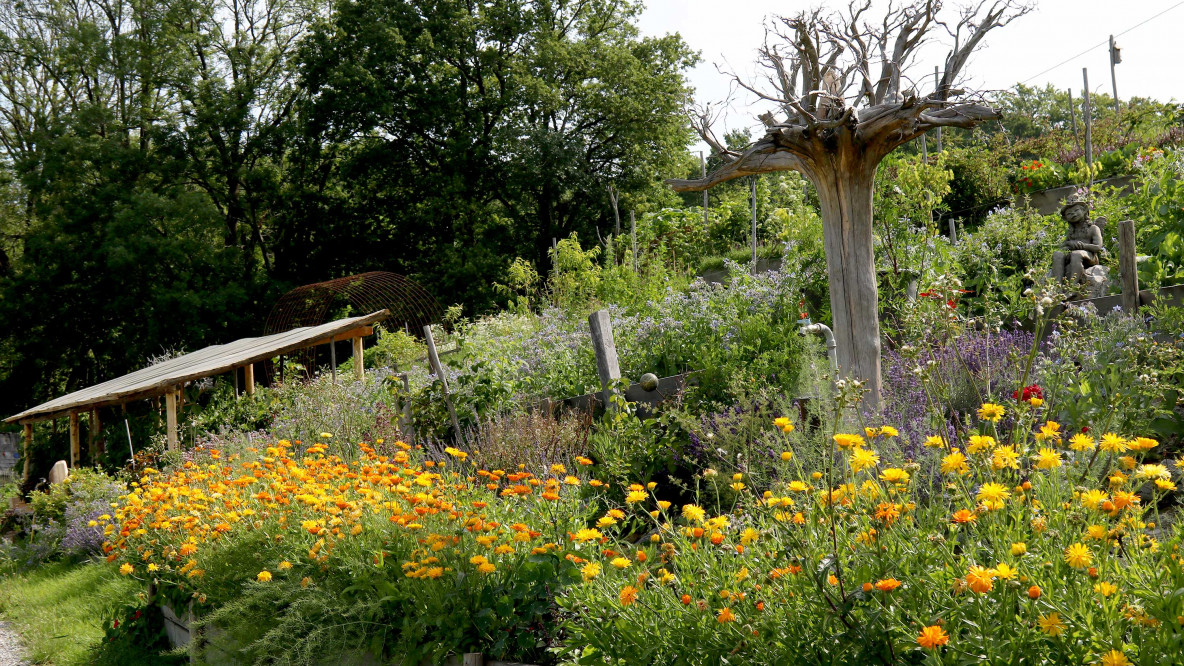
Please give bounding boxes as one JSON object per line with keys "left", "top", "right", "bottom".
{"left": 1020, "top": 0, "right": 1184, "bottom": 85}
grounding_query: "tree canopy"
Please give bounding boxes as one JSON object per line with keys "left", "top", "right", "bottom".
{"left": 0, "top": 0, "right": 696, "bottom": 416}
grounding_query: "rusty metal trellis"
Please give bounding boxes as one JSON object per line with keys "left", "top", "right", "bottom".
{"left": 264, "top": 272, "right": 443, "bottom": 378}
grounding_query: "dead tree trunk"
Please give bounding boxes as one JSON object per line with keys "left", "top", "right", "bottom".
{"left": 815, "top": 159, "right": 880, "bottom": 397}
{"left": 670, "top": 1, "right": 1031, "bottom": 410}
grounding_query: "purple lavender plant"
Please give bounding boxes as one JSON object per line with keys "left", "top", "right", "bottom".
{"left": 880, "top": 328, "right": 1034, "bottom": 454}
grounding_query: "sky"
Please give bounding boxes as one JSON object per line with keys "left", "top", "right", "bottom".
{"left": 636, "top": 0, "right": 1184, "bottom": 150}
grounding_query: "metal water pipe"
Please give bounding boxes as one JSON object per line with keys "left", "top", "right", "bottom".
{"left": 800, "top": 322, "right": 838, "bottom": 373}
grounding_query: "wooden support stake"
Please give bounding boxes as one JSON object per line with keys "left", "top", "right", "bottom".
{"left": 329, "top": 336, "right": 337, "bottom": 384}
{"left": 69, "top": 412, "right": 80, "bottom": 467}
{"left": 424, "top": 325, "right": 462, "bottom": 437}
{"left": 165, "top": 388, "right": 178, "bottom": 451}
{"left": 22, "top": 423, "right": 32, "bottom": 483}
{"left": 948, "top": 219, "right": 957, "bottom": 243}
{"left": 244, "top": 364, "right": 255, "bottom": 396}
{"left": 587, "top": 310, "right": 622, "bottom": 412}
{"left": 1119, "top": 219, "right": 1139, "bottom": 316}
{"left": 353, "top": 336, "right": 365, "bottom": 381}
{"left": 1068, "top": 88, "right": 1082, "bottom": 152}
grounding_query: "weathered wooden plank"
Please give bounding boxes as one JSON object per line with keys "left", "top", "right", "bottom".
{"left": 424, "top": 326, "right": 461, "bottom": 437}
{"left": 587, "top": 310, "right": 621, "bottom": 411}
{"left": 1119, "top": 219, "right": 1138, "bottom": 316}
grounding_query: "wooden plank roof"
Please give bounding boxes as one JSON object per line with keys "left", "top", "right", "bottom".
{"left": 7, "top": 310, "right": 389, "bottom": 424}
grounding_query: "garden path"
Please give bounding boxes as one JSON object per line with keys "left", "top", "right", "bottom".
{"left": 0, "top": 622, "right": 28, "bottom": 666}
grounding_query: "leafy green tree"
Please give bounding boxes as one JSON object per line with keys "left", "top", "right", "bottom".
{"left": 281, "top": 0, "right": 697, "bottom": 311}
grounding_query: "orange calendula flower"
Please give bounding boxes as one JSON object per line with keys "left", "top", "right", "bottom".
{"left": 951, "top": 509, "right": 977, "bottom": 524}
{"left": 717, "top": 607, "right": 736, "bottom": 623}
{"left": 619, "top": 585, "right": 638, "bottom": 606}
{"left": 874, "top": 578, "right": 901, "bottom": 592}
{"left": 773, "top": 417, "right": 794, "bottom": 433}
{"left": 257, "top": 570, "right": 272, "bottom": 582}
{"left": 966, "top": 566, "right": 994, "bottom": 594}
{"left": 917, "top": 625, "right": 949, "bottom": 650}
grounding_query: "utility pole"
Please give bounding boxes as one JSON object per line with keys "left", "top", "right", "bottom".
{"left": 1082, "top": 68, "right": 1094, "bottom": 186}
{"left": 1109, "top": 35, "right": 1122, "bottom": 116}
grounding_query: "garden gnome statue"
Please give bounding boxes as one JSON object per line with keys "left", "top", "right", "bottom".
{"left": 1051, "top": 194, "right": 1106, "bottom": 294}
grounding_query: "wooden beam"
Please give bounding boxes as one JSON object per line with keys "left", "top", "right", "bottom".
{"left": 244, "top": 364, "right": 255, "bottom": 396}
{"left": 165, "top": 388, "right": 178, "bottom": 451}
{"left": 353, "top": 336, "right": 364, "bottom": 381}
{"left": 69, "top": 412, "right": 80, "bottom": 467}
{"left": 22, "top": 423, "right": 32, "bottom": 483}
{"left": 306, "top": 326, "right": 375, "bottom": 349}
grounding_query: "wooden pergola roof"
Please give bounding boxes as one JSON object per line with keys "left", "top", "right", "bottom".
{"left": 7, "top": 310, "right": 388, "bottom": 425}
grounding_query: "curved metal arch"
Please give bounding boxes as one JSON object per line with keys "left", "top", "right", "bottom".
{"left": 264, "top": 272, "right": 443, "bottom": 378}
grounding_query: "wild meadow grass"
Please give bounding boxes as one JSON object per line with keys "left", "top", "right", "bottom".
{"left": 0, "top": 559, "right": 180, "bottom": 665}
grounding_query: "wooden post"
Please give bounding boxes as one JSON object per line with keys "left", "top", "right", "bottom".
{"left": 1119, "top": 219, "right": 1139, "bottom": 316}
{"left": 1082, "top": 68, "right": 1093, "bottom": 186}
{"left": 22, "top": 423, "right": 32, "bottom": 483}
{"left": 329, "top": 337, "right": 337, "bottom": 384}
{"left": 948, "top": 218, "right": 957, "bottom": 243}
{"left": 920, "top": 132, "right": 927, "bottom": 161}
{"left": 701, "top": 150, "right": 708, "bottom": 228}
{"left": 352, "top": 335, "right": 365, "bottom": 381}
{"left": 750, "top": 176, "right": 758, "bottom": 265}
{"left": 165, "top": 388, "right": 178, "bottom": 451}
{"left": 587, "top": 309, "right": 621, "bottom": 412}
{"left": 88, "top": 409, "right": 100, "bottom": 460}
{"left": 462, "top": 654, "right": 483, "bottom": 666}
{"left": 423, "top": 325, "right": 461, "bottom": 437}
{"left": 69, "top": 412, "right": 80, "bottom": 467}
{"left": 1068, "top": 88, "right": 1082, "bottom": 152}
{"left": 933, "top": 66, "right": 943, "bottom": 153}
{"left": 630, "top": 210, "right": 638, "bottom": 273}
{"left": 244, "top": 363, "right": 255, "bottom": 395}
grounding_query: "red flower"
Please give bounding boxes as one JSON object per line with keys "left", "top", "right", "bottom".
{"left": 947, "top": 299, "right": 957, "bottom": 309}
{"left": 1012, "top": 384, "right": 1043, "bottom": 401}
